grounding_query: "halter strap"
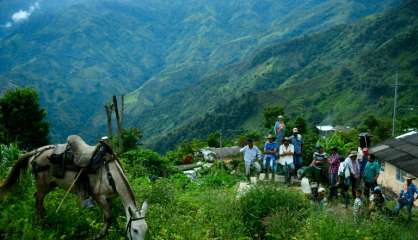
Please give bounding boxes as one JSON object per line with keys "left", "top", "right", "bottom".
{"left": 126, "top": 214, "right": 146, "bottom": 239}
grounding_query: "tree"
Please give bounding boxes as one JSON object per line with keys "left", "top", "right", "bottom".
{"left": 207, "top": 131, "right": 220, "bottom": 148}
{"left": 0, "top": 88, "right": 49, "bottom": 149}
{"left": 294, "top": 117, "right": 307, "bottom": 134}
{"left": 263, "top": 105, "right": 284, "bottom": 129}
{"left": 120, "top": 127, "right": 142, "bottom": 151}
{"left": 363, "top": 115, "right": 379, "bottom": 132}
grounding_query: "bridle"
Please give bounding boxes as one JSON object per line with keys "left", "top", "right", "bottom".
{"left": 125, "top": 209, "right": 146, "bottom": 240}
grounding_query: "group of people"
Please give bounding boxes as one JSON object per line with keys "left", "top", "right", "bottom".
{"left": 240, "top": 115, "right": 418, "bottom": 221}
{"left": 240, "top": 115, "right": 303, "bottom": 185}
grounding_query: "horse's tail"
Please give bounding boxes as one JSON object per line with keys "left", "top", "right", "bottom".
{"left": 0, "top": 151, "right": 33, "bottom": 196}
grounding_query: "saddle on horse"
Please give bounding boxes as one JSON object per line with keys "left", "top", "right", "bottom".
{"left": 49, "top": 135, "right": 109, "bottom": 178}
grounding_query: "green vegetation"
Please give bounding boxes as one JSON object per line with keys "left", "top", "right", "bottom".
{"left": 0, "top": 88, "right": 49, "bottom": 149}
{"left": 1, "top": 143, "right": 418, "bottom": 239}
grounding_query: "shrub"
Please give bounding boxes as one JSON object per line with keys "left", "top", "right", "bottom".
{"left": 238, "top": 184, "right": 311, "bottom": 239}
{"left": 121, "top": 148, "right": 175, "bottom": 178}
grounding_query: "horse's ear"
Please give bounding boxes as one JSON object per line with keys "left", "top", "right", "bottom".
{"left": 140, "top": 201, "right": 149, "bottom": 217}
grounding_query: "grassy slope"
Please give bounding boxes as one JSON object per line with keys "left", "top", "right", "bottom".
{"left": 143, "top": 0, "right": 418, "bottom": 151}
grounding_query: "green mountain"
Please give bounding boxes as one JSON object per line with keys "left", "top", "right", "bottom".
{"left": 133, "top": 0, "right": 418, "bottom": 151}
{"left": 0, "top": 0, "right": 396, "bottom": 143}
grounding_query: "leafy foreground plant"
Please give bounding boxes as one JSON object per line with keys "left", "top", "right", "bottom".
{"left": 2, "top": 156, "right": 418, "bottom": 239}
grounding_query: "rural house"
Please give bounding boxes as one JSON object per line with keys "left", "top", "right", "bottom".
{"left": 370, "top": 131, "right": 418, "bottom": 195}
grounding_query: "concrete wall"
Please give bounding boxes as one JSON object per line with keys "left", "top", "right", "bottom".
{"left": 378, "top": 162, "right": 418, "bottom": 196}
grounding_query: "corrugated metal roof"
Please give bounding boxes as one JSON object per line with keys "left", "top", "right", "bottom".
{"left": 370, "top": 132, "right": 418, "bottom": 176}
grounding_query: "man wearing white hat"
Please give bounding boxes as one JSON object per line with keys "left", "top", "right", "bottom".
{"left": 394, "top": 174, "right": 418, "bottom": 221}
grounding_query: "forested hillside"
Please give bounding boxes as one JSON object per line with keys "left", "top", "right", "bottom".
{"left": 0, "top": 0, "right": 396, "bottom": 143}
{"left": 135, "top": 0, "right": 418, "bottom": 151}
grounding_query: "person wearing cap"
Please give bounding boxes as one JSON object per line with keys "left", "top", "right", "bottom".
{"left": 240, "top": 139, "right": 262, "bottom": 182}
{"left": 338, "top": 151, "right": 360, "bottom": 207}
{"left": 369, "top": 186, "right": 386, "bottom": 216}
{"left": 359, "top": 147, "right": 369, "bottom": 176}
{"left": 394, "top": 174, "right": 418, "bottom": 221}
{"left": 363, "top": 153, "right": 380, "bottom": 199}
{"left": 328, "top": 147, "right": 340, "bottom": 199}
{"left": 263, "top": 134, "right": 279, "bottom": 180}
{"left": 289, "top": 128, "right": 304, "bottom": 171}
{"left": 274, "top": 115, "right": 286, "bottom": 144}
{"left": 279, "top": 137, "right": 294, "bottom": 185}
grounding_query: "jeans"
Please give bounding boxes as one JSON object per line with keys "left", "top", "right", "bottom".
{"left": 263, "top": 155, "right": 277, "bottom": 173}
{"left": 329, "top": 173, "right": 338, "bottom": 198}
{"left": 394, "top": 199, "right": 413, "bottom": 221}
{"left": 284, "top": 163, "right": 295, "bottom": 184}
{"left": 293, "top": 154, "right": 303, "bottom": 170}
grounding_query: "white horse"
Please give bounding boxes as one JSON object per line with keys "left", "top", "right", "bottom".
{"left": 0, "top": 137, "right": 148, "bottom": 239}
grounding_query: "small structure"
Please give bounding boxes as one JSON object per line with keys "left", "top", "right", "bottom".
{"left": 370, "top": 131, "right": 418, "bottom": 195}
{"left": 200, "top": 146, "right": 241, "bottom": 161}
{"left": 316, "top": 125, "right": 335, "bottom": 137}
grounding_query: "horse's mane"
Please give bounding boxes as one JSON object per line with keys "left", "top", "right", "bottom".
{"left": 112, "top": 157, "right": 138, "bottom": 208}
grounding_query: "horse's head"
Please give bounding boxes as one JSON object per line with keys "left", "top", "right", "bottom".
{"left": 126, "top": 201, "right": 148, "bottom": 240}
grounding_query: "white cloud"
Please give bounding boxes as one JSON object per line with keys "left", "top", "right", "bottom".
{"left": 12, "top": 10, "right": 31, "bottom": 23}
{"left": 2, "top": 1, "right": 40, "bottom": 28}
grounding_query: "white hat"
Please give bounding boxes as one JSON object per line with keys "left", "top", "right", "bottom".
{"left": 101, "top": 136, "right": 109, "bottom": 141}
{"left": 318, "top": 187, "right": 326, "bottom": 193}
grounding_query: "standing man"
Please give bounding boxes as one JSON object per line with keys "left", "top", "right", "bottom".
{"left": 394, "top": 175, "right": 418, "bottom": 222}
{"left": 363, "top": 153, "right": 380, "bottom": 199}
{"left": 274, "top": 115, "right": 286, "bottom": 145}
{"left": 280, "top": 137, "right": 294, "bottom": 185}
{"left": 263, "top": 134, "right": 278, "bottom": 181}
{"left": 240, "top": 139, "right": 262, "bottom": 182}
{"left": 289, "top": 128, "right": 304, "bottom": 171}
{"left": 309, "top": 146, "right": 328, "bottom": 183}
{"left": 328, "top": 147, "right": 340, "bottom": 199}
{"left": 342, "top": 151, "right": 361, "bottom": 198}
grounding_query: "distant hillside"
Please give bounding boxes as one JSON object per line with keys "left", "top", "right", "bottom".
{"left": 0, "top": 0, "right": 396, "bottom": 142}
{"left": 136, "top": 0, "right": 418, "bottom": 152}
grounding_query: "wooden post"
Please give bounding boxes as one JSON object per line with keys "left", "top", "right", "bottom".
{"left": 113, "top": 95, "right": 123, "bottom": 152}
{"left": 121, "top": 95, "right": 125, "bottom": 129}
{"left": 104, "top": 103, "right": 113, "bottom": 137}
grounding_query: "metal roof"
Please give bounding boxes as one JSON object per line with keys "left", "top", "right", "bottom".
{"left": 370, "top": 132, "right": 418, "bottom": 176}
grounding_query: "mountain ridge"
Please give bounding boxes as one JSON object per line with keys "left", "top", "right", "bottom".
{"left": 137, "top": 0, "right": 418, "bottom": 151}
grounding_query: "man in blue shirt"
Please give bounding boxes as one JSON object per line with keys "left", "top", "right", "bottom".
{"left": 263, "top": 134, "right": 278, "bottom": 180}
{"left": 394, "top": 174, "right": 418, "bottom": 221}
{"left": 289, "top": 128, "right": 303, "bottom": 171}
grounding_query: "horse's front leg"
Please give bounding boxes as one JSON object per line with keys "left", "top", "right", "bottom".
{"left": 92, "top": 194, "right": 111, "bottom": 239}
{"left": 34, "top": 173, "right": 49, "bottom": 222}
